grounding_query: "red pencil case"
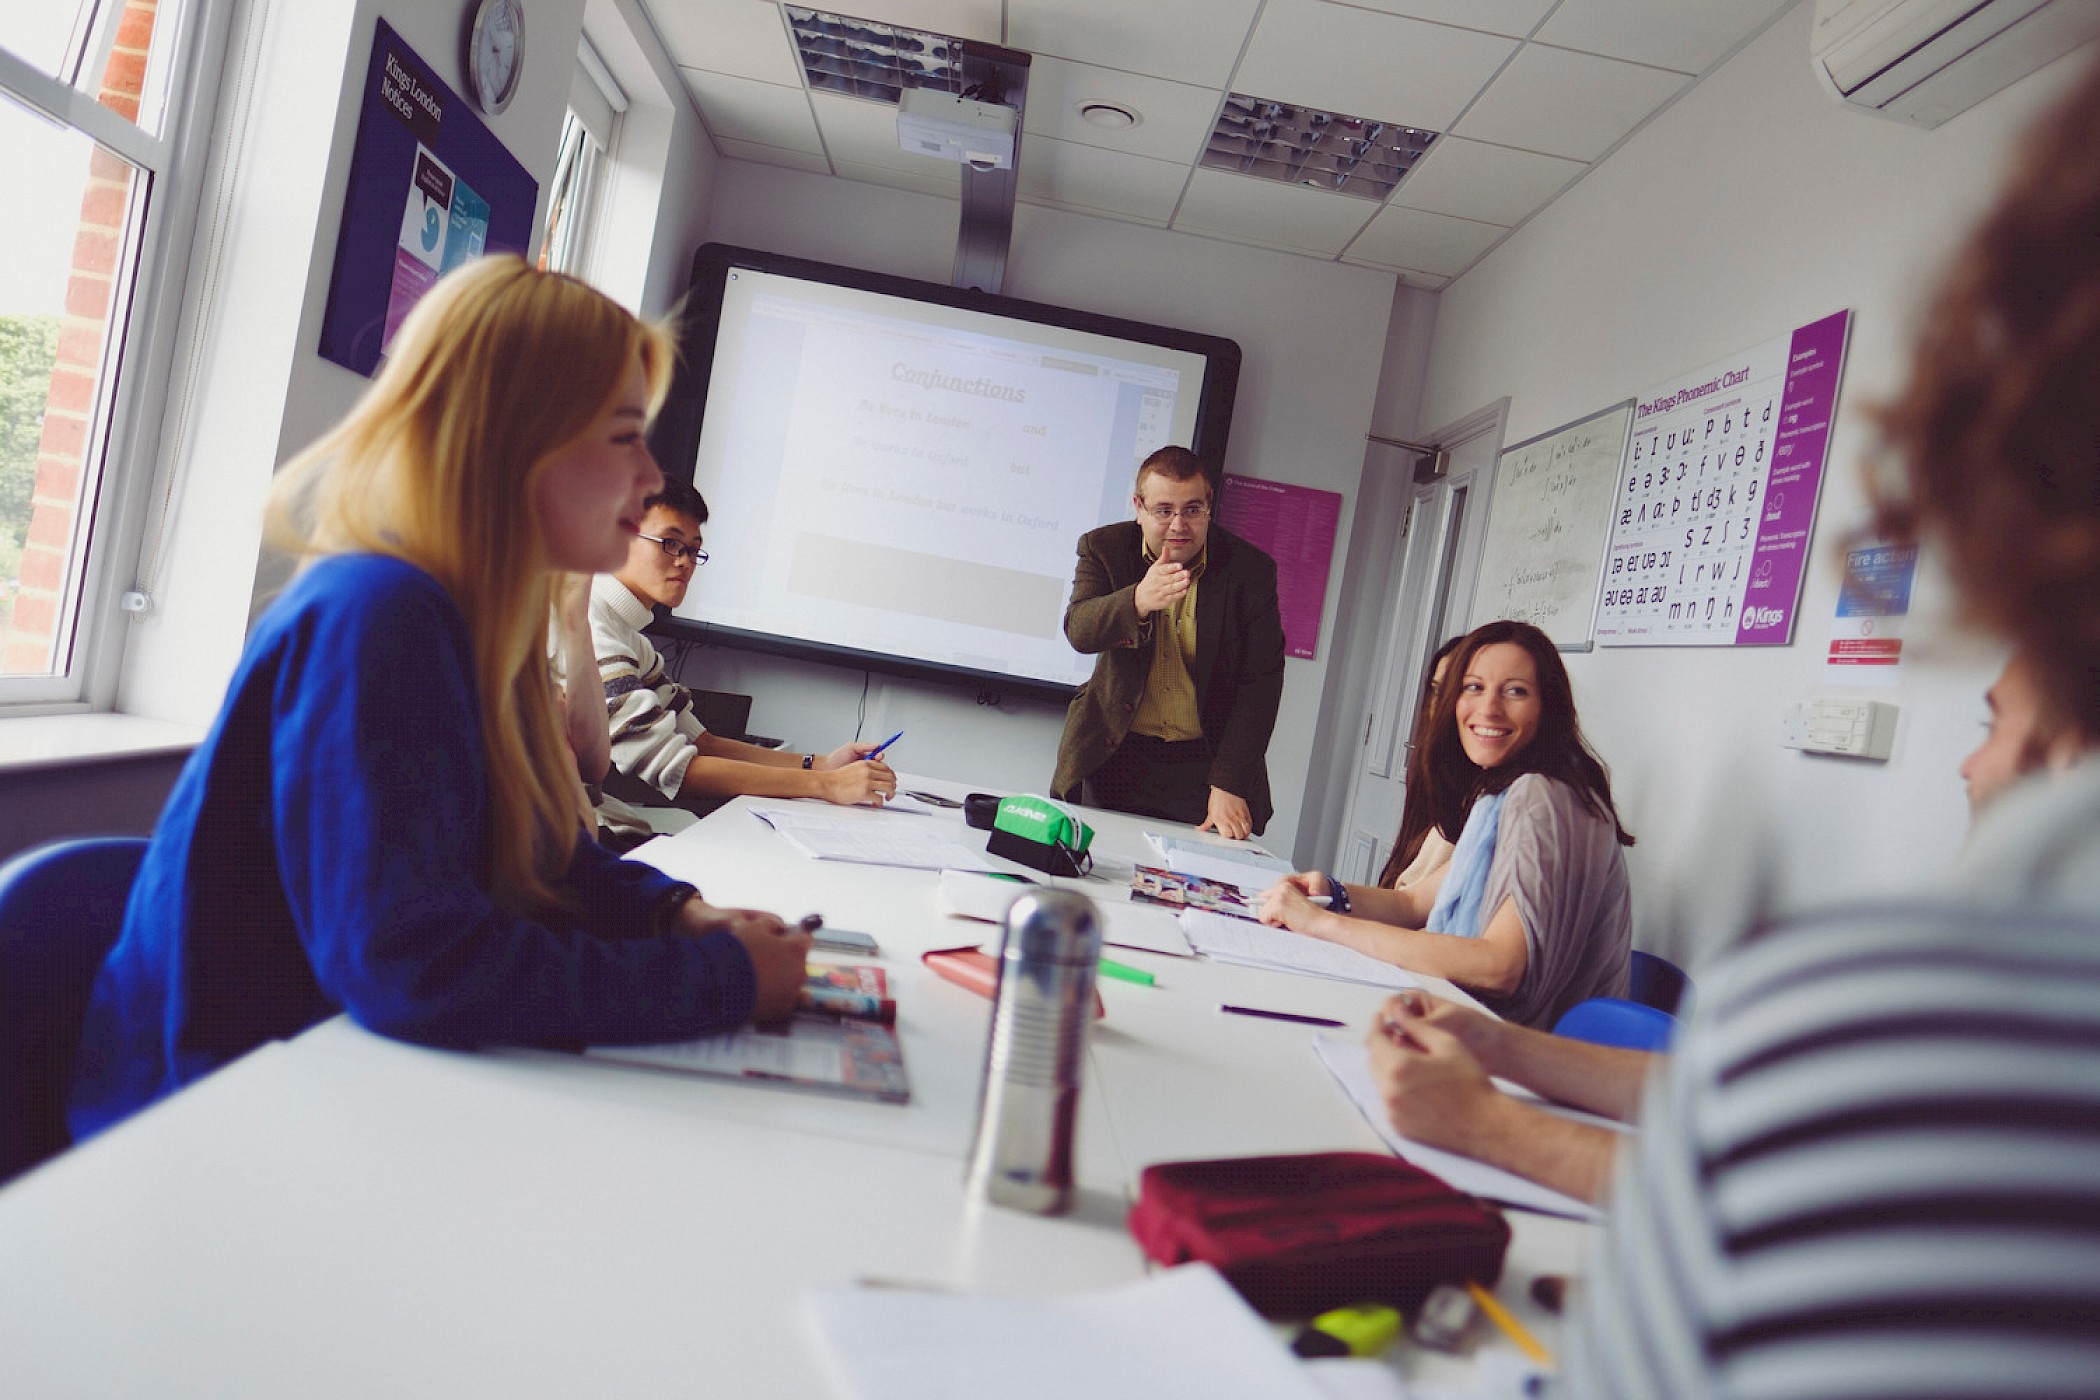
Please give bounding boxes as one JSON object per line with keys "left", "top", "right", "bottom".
{"left": 1127, "top": 1152, "right": 1510, "bottom": 1318}
{"left": 922, "top": 946, "right": 1105, "bottom": 1019}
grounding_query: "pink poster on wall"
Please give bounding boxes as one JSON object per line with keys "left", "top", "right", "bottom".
{"left": 1218, "top": 474, "right": 1341, "bottom": 660}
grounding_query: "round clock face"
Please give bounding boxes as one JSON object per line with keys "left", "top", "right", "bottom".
{"left": 467, "top": 0, "right": 525, "bottom": 115}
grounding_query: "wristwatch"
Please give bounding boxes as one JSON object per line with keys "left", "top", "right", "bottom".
{"left": 1320, "top": 873, "right": 1352, "bottom": 916}
{"left": 802, "top": 752, "right": 814, "bottom": 769}
{"left": 652, "top": 881, "right": 700, "bottom": 935}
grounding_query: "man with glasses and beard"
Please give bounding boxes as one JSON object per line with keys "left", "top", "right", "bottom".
{"left": 1053, "top": 447, "right": 1285, "bottom": 840}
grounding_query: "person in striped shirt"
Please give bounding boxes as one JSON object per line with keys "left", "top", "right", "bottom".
{"left": 1558, "top": 54, "right": 2100, "bottom": 1400}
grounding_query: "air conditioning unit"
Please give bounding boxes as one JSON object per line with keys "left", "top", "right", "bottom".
{"left": 1811, "top": 0, "right": 2100, "bottom": 128}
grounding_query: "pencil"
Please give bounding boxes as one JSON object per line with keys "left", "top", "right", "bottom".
{"left": 1465, "top": 1280, "right": 1555, "bottom": 1368}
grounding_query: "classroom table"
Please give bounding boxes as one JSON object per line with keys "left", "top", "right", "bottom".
{"left": 0, "top": 777, "right": 1592, "bottom": 1397}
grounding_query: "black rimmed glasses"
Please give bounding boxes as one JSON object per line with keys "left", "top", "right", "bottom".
{"left": 1142, "top": 503, "right": 1211, "bottom": 523}
{"left": 638, "top": 533, "right": 709, "bottom": 565}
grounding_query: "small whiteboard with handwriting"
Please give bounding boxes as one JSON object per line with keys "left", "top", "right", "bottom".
{"left": 1471, "top": 401, "right": 1633, "bottom": 649}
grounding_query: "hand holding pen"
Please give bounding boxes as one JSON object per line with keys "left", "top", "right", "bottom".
{"left": 815, "top": 731, "right": 899, "bottom": 807}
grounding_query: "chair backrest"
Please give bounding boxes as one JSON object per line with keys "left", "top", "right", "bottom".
{"left": 1627, "top": 949, "right": 1692, "bottom": 1017}
{"left": 0, "top": 837, "right": 147, "bottom": 1186}
{"left": 1553, "top": 996, "right": 1678, "bottom": 1053}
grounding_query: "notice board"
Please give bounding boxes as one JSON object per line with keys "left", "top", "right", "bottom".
{"left": 318, "top": 20, "right": 538, "bottom": 377}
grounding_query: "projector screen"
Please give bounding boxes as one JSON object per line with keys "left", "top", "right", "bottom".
{"left": 650, "top": 245, "right": 1241, "bottom": 697}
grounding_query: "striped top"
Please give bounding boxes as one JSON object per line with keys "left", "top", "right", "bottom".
{"left": 585, "top": 572, "right": 707, "bottom": 801}
{"left": 1565, "top": 757, "right": 2100, "bottom": 1400}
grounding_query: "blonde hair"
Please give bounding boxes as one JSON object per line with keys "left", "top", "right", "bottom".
{"left": 267, "top": 256, "right": 677, "bottom": 913}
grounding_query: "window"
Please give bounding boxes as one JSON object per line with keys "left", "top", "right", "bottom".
{"left": 0, "top": 0, "right": 215, "bottom": 703}
{"left": 538, "top": 39, "right": 626, "bottom": 281}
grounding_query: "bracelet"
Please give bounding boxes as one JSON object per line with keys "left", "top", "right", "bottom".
{"left": 1320, "top": 873, "right": 1352, "bottom": 916}
{"left": 802, "top": 752, "right": 814, "bottom": 769}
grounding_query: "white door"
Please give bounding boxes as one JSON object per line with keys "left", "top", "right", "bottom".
{"left": 1333, "top": 403, "right": 1506, "bottom": 882}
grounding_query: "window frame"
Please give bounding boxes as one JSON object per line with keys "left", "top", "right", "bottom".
{"left": 0, "top": 1, "right": 234, "bottom": 715}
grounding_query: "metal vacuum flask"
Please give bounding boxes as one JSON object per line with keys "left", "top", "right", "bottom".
{"left": 963, "top": 887, "right": 1102, "bottom": 1213}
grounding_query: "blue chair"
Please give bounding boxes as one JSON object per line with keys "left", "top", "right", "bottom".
{"left": 1627, "top": 949, "right": 1692, "bottom": 1017}
{"left": 1553, "top": 997, "right": 1678, "bottom": 1052}
{"left": 0, "top": 837, "right": 147, "bottom": 1186}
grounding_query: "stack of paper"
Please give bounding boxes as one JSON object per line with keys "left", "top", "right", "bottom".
{"left": 1181, "top": 910, "right": 1419, "bottom": 991}
{"left": 804, "top": 1264, "right": 1328, "bottom": 1400}
{"left": 1145, "top": 832, "right": 1293, "bottom": 895}
{"left": 751, "top": 807, "right": 997, "bottom": 872}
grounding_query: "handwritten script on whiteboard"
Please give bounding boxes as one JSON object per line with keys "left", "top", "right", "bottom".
{"left": 1471, "top": 401, "right": 1633, "bottom": 648}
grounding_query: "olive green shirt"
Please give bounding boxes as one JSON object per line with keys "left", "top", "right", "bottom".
{"left": 1130, "top": 542, "right": 1206, "bottom": 741}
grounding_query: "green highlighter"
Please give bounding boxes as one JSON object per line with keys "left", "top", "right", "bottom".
{"left": 1097, "top": 957, "right": 1154, "bottom": 987}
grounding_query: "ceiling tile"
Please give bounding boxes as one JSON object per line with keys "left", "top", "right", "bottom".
{"left": 651, "top": 0, "right": 801, "bottom": 85}
{"left": 1233, "top": 0, "right": 1520, "bottom": 131}
{"left": 1451, "top": 42, "right": 1690, "bottom": 161}
{"left": 1017, "top": 136, "right": 1184, "bottom": 225}
{"left": 1537, "top": 0, "right": 1791, "bottom": 75}
{"left": 1343, "top": 202, "right": 1504, "bottom": 276}
{"left": 1171, "top": 166, "right": 1379, "bottom": 258}
{"left": 1332, "top": 0, "right": 1557, "bottom": 41}
{"left": 715, "top": 136, "right": 835, "bottom": 174}
{"left": 828, "top": 0, "right": 1005, "bottom": 43}
{"left": 1020, "top": 57, "right": 1220, "bottom": 166}
{"left": 1388, "top": 135, "right": 1585, "bottom": 226}
{"left": 832, "top": 156, "right": 963, "bottom": 199}
{"left": 681, "top": 68, "right": 826, "bottom": 154}
{"left": 1006, "top": 0, "right": 1265, "bottom": 89}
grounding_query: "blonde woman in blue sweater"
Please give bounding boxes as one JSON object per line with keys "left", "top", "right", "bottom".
{"left": 72, "top": 257, "right": 807, "bottom": 1136}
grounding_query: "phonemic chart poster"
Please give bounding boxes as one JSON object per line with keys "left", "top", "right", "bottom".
{"left": 1595, "top": 309, "right": 1852, "bottom": 647}
{"left": 1219, "top": 474, "right": 1341, "bottom": 661}
{"left": 319, "top": 21, "right": 536, "bottom": 377}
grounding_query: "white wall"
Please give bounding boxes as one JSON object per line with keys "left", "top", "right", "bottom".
{"left": 1418, "top": 2, "right": 2087, "bottom": 966}
{"left": 684, "top": 161, "right": 1402, "bottom": 857}
{"left": 116, "top": 0, "right": 708, "bottom": 725}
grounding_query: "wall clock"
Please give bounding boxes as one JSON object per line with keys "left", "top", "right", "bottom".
{"left": 465, "top": 0, "right": 525, "bottom": 116}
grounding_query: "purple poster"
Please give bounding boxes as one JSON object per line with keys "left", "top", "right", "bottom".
{"left": 1595, "top": 309, "right": 1852, "bottom": 647}
{"left": 1218, "top": 474, "right": 1340, "bottom": 660}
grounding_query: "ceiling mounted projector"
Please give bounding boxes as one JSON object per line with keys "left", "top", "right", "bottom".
{"left": 897, "top": 87, "right": 1018, "bottom": 170}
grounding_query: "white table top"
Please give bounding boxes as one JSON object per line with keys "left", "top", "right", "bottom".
{"left": 0, "top": 776, "right": 1591, "bottom": 1397}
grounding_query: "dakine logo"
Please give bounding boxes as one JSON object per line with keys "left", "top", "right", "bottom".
{"left": 1746, "top": 606, "right": 1786, "bottom": 630}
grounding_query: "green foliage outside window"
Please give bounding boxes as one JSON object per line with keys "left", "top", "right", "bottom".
{"left": 0, "top": 315, "right": 61, "bottom": 634}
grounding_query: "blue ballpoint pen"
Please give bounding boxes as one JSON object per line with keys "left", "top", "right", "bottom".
{"left": 865, "top": 730, "right": 904, "bottom": 760}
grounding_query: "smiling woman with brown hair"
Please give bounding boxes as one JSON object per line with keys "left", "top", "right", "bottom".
{"left": 1261, "top": 619, "right": 1633, "bottom": 1029}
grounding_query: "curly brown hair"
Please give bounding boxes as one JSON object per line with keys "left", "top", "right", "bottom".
{"left": 1870, "top": 57, "right": 2100, "bottom": 742}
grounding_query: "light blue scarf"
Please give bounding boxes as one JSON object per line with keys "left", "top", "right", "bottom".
{"left": 1425, "top": 789, "right": 1506, "bottom": 938}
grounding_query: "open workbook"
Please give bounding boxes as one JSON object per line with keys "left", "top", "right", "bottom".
{"left": 585, "top": 966, "right": 911, "bottom": 1103}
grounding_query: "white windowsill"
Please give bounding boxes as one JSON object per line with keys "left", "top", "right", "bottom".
{"left": 0, "top": 713, "right": 204, "bottom": 774}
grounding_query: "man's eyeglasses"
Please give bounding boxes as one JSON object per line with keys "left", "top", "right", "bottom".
{"left": 638, "top": 533, "right": 708, "bottom": 565}
{"left": 1142, "top": 503, "right": 1211, "bottom": 523}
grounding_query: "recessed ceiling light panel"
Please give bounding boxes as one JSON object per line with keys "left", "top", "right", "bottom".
{"left": 1203, "top": 93, "right": 1437, "bottom": 201}
{"left": 786, "top": 6, "right": 963, "bottom": 105}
